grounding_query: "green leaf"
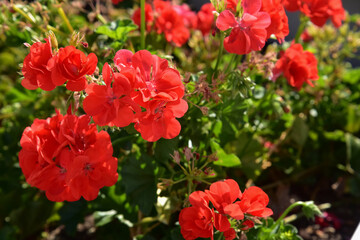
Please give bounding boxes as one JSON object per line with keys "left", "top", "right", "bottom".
{"left": 287, "top": 117, "right": 308, "bottom": 147}
{"left": 121, "top": 155, "right": 158, "bottom": 215}
{"left": 95, "top": 19, "right": 137, "bottom": 42}
{"left": 94, "top": 210, "right": 117, "bottom": 227}
{"left": 342, "top": 68, "right": 360, "bottom": 84}
{"left": 301, "top": 201, "right": 322, "bottom": 220}
{"left": 210, "top": 139, "right": 241, "bottom": 167}
{"left": 345, "top": 105, "right": 360, "bottom": 133}
{"left": 345, "top": 133, "right": 360, "bottom": 173}
{"left": 155, "top": 138, "right": 178, "bottom": 162}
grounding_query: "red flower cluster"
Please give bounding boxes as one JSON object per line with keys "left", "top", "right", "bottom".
{"left": 282, "top": 0, "right": 345, "bottom": 28}
{"left": 216, "top": 0, "right": 272, "bottom": 55}
{"left": 21, "top": 38, "right": 97, "bottom": 92}
{"left": 19, "top": 109, "right": 118, "bottom": 202}
{"left": 272, "top": 43, "right": 319, "bottom": 90}
{"left": 132, "top": 1, "right": 215, "bottom": 46}
{"left": 261, "top": 0, "right": 289, "bottom": 43}
{"left": 83, "top": 49, "right": 188, "bottom": 142}
{"left": 179, "top": 179, "right": 273, "bottom": 240}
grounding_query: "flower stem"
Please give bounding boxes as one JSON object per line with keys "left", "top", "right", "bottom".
{"left": 294, "top": 15, "right": 308, "bottom": 43}
{"left": 12, "top": 5, "right": 36, "bottom": 25}
{"left": 274, "top": 201, "right": 303, "bottom": 226}
{"left": 58, "top": 7, "right": 74, "bottom": 33}
{"left": 214, "top": 32, "right": 225, "bottom": 74}
{"left": 140, "top": 0, "right": 146, "bottom": 49}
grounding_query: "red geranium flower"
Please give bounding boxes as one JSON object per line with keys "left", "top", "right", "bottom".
{"left": 197, "top": 3, "right": 215, "bottom": 36}
{"left": 223, "top": 228, "right": 237, "bottom": 240}
{"left": 205, "top": 179, "right": 244, "bottom": 220}
{"left": 299, "top": 0, "right": 345, "bottom": 28}
{"left": 179, "top": 190, "right": 231, "bottom": 240}
{"left": 19, "top": 110, "right": 118, "bottom": 202}
{"left": 132, "top": 3, "right": 154, "bottom": 32}
{"left": 155, "top": 6, "right": 190, "bottom": 47}
{"left": 47, "top": 46, "right": 98, "bottom": 91}
{"left": 216, "top": 0, "right": 271, "bottom": 55}
{"left": 21, "top": 38, "right": 56, "bottom": 91}
{"left": 83, "top": 63, "right": 139, "bottom": 127}
{"left": 272, "top": 43, "right": 319, "bottom": 90}
{"left": 261, "top": 0, "right": 289, "bottom": 43}
{"left": 134, "top": 99, "right": 188, "bottom": 142}
{"left": 238, "top": 186, "right": 273, "bottom": 218}
{"left": 173, "top": 4, "right": 198, "bottom": 29}
{"left": 282, "top": 0, "right": 300, "bottom": 12}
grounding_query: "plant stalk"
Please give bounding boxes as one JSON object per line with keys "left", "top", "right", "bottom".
{"left": 58, "top": 7, "right": 74, "bottom": 33}
{"left": 140, "top": 0, "right": 146, "bottom": 49}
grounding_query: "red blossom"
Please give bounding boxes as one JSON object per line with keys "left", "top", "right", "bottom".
{"left": 155, "top": 6, "right": 190, "bottom": 47}
{"left": 112, "top": 49, "right": 188, "bottom": 142}
{"left": 112, "top": 0, "right": 124, "bottom": 5}
{"left": 272, "top": 43, "right": 319, "bottom": 90}
{"left": 21, "top": 38, "right": 56, "bottom": 91}
{"left": 238, "top": 186, "right": 273, "bottom": 217}
{"left": 216, "top": 0, "right": 271, "bottom": 55}
{"left": 132, "top": 3, "right": 154, "bottom": 32}
{"left": 205, "top": 179, "right": 244, "bottom": 220}
{"left": 282, "top": 0, "right": 300, "bottom": 11}
{"left": 299, "top": 0, "right": 345, "bottom": 28}
{"left": 83, "top": 63, "right": 139, "bottom": 127}
{"left": 173, "top": 4, "right": 198, "bottom": 29}
{"left": 261, "top": 0, "right": 289, "bottom": 43}
{"left": 47, "top": 46, "right": 98, "bottom": 91}
{"left": 197, "top": 3, "right": 215, "bottom": 36}
{"left": 19, "top": 111, "right": 118, "bottom": 202}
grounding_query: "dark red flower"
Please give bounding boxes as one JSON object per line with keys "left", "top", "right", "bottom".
{"left": 112, "top": 0, "right": 124, "bottom": 5}
{"left": 47, "top": 46, "right": 98, "bottom": 91}
{"left": 132, "top": 3, "right": 154, "bottom": 32}
{"left": 197, "top": 3, "right": 215, "bottom": 36}
{"left": 272, "top": 43, "right": 319, "bottom": 90}
{"left": 83, "top": 63, "right": 139, "bottom": 127}
{"left": 240, "top": 220, "right": 255, "bottom": 230}
{"left": 216, "top": 0, "right": 271, "bottom": 55}
{"left": 19, "top": 110, "right": 118, "bottom": 202}
{"left": 155, "top": 7, "right": 190, "bottom": 47}
{"left": 238, "top": 186, "right": 273, "bottom": 217}
{"left": 223, "top": 228, "right": 237, "bottom": 240}
{"left": 21, "top": 38, "right": 56, "bottom": 91}
{"left": 261, "top": 0, "right": 289, "bottom": 43}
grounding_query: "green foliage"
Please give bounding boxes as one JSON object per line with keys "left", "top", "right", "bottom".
{"left": 121, "top": 155, "right": 159, "bottom": 216}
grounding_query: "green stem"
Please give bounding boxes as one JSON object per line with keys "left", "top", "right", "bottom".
{"left": 214, "top": 32, "right": 224, "bottom": 74}
{"left": 274, "top": 202, "right": 303, "bottom": 226}
{"left": 294, "top": 15, "right": 308, "bottom": 43}
{"left": 12, "top": 5, "right": 36, "bottom": 25}
{"left": 140, "top": 0, "right": 146, "bottom": 49}
{"left": 58, "top": 7, "right": 74, "bottom": 33}
{"left": 96, "top": 14, "right": 107, "bottom": 24}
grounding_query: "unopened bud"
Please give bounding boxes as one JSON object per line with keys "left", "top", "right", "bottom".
{"left": 47, "top": 30, "right": 58, "bottom": 50}
{"left": 183, "top": 147, "right": 193, "bottom": 161}
{"left": 208, "top": 153, "right": 218, "bottom": 162}
{"left": 200, "top": 106, "right": 209, "bottom": 115}
{"left": 170, "top": 150, "right": 181, "bottom": 165}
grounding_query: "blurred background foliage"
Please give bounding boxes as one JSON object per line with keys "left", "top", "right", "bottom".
{"left": 0, "top": 0, "right": 360, "bottom": 239}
